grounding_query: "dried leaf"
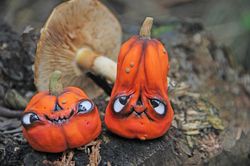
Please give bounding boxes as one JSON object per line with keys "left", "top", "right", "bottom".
{"left": 207, "top": 116, "right": 224, "bottom": 130}
{"left": 178, "top": 140, "right": 192, "bottom": 156}
{"left": 43, "top": 151, "right": 75, "bottom": 166}
{"left": 87, "top": 140, "right": 102, "bottom": 166}
{"left": 186, "top": 136, "right": 194, "bottom": 148}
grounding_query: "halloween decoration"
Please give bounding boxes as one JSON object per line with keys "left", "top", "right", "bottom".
{"left": 104, "top": 17, "right": 174, "bottom": 140}
{"left": 22, "top": 71, "right": 101, "bottom": 153}
{"left": 35, "top": 0, "right": 122, "bottom": 98}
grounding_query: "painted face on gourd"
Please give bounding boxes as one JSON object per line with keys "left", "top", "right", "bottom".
{"left": 105, "top": 20, "right": 174, "bottom": 140}
{"left": 22, "top": 85, "right": 101, "bottom": 153}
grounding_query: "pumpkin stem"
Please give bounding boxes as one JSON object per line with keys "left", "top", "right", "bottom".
{"left": 139, "top": 17, "right": 153, "bottom": 38}
{"left": 49, "top": 70, "right": 63, "bottom": 96}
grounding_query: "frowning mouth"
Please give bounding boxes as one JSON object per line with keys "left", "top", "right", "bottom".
{"left": 45, "top": 110, "right": 74, "bottom": 124}
{"left": 127, "top": 108, "right": 154, "bottom": 121}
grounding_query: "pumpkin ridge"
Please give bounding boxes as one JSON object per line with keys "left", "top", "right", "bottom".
{"left": 61, "top": 123, "right": 71, "bottom": 149}
{"left": 135, "top": 40, "right": 148, "bottom": 87}
{"left": 144, "top": 39, "right": 167, "bottom": 97}
{"left": 24, "top": 92, "right": 50, "bottom": 110}
{"left": 63, "top": 87, "right": 88, "bottom": 97}
{"left": 127, "top": 40, "right": 145, "bottom": 88}
{"left": 118, "top": 36, "right": 139, "bottom": 71}
{"left": 155, "top": 41, "right": 168, "bottom": 89}
{"left": 56, "top": 125, "right": 68, "bottom": 151}
{"left": 143, "top": 41, "right": 156, "bottom": 88}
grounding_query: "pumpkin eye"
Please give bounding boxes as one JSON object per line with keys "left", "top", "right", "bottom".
{"left": 22, "top": 112, "right": 40, "bottom": 126}
{"left": 78, "top": 100, "right": 94, "bottom": 114}
{"left": 150, "top": 99, "right": 166, "bottom": 115}
{"left": 113, "top": 96, "right": 129, "bottom": 113}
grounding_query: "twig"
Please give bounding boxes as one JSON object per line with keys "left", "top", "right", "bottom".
{"left": 0, "top": 106, "right": 22, "bottom": 118}
{"left": 3, "top": 127, "right": 22, "bottom": 134}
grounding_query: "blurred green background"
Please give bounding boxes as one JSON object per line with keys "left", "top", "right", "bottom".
{"left": 0, "top": 0, "right": 249, "bottom": 71}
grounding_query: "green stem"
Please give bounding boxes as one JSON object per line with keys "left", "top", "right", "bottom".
{"left": 49, "top": 70, "right": 63, "bottom": 96}
{"left": 139, "top": 17, "right": 154, "bottom": 39}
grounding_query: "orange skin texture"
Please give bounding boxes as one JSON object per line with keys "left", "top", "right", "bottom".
{"left": 22, "top": 87, "right": 101, "bottom": 153}
{"left": 105, "top": 36, "right": 174, "bottom": 140}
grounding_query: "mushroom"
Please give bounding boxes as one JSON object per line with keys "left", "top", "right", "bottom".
{"left": 35, "top": 0, "right": 122, "bottom": 98}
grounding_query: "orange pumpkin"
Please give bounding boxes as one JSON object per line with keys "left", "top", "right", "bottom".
{"left": 104, "top": 17, "right": 174, "bottom": 140}
{"left": 22, "top": 71, "right": 101, "bottom": 153}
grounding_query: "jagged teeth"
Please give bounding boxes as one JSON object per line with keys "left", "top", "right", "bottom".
{"left": 51, "top": 117, "right": 68, "bottom": 124}
{"left": 45, "top": 110, "right": 74, "bottom": 125}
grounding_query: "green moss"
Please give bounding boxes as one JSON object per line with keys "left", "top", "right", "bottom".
{"left": 241, "top": 11, "right": 250, "bottom": 30}
{"left": 152, "top": 25, "right": 175, "bottom": 37}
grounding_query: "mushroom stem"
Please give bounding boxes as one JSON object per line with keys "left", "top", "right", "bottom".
{"left": 76, "top": 48, "right": 117, "bottom": 82}
{"left": 92, "top": 56, "right": 117, "bottom": 82}
{"left": 139, "top": 17, "right": 153, "bottom": 38}
{"left": 49, "top": 70, "right": 63, "bottom": 96}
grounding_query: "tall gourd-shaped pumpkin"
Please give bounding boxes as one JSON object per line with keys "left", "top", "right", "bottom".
{"left": 105, "top": 17, "right": 174, "bottom": 140}
{"left": 21, "top": 71, "right": 101, "bottom": 153}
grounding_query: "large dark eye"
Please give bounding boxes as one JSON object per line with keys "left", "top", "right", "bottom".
{"left": 113, "top": 96, "right": 129, "bottom": 113}
{"left": 150, "top": 99, "right": 166, "bottom": 115}
{"left": 22, "top": 112, "right": 39, "bottom": 126}
{"left": 78, "top": 100, "right": 94, "bottom": 114}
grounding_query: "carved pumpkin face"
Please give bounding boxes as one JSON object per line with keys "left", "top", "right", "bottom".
{"left": 105, "top": 35, "right": 174, "bottom": 140}
{"left": 22, "top": 87, "right": 101, "bottom": 153}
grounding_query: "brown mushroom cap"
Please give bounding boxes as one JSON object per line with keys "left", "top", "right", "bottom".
{"left": 35, "top": 0, "right": 122, "bottom": 98}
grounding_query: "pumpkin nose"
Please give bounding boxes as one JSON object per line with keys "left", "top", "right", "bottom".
{"left": 54, "top": 102, "right": 63, "bottom": 112}
{"left": 133, "top": 105, "right": 146, "bottom": 114}
{"left": 136, "top": 96, "right": 143, "bottom": 106}
{"left": 134, "top": 96, "right": 146, "bottom": 114}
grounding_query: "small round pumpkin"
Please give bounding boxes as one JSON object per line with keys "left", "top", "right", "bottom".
{"left": 104, "top": 17, "right": 174, "bottom": 140}
{"left": 22, "top": 71, "right": 101, "bottom": 153}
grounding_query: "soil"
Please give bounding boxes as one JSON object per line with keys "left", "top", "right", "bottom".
{"left": 0, "top": 17, "right": 250, "bottom": 165}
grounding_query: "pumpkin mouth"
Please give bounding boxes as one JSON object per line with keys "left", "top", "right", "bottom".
{"left": 44, "top": 110, "right": 74, "bottom": 124}
{"left": 128, "top": 107, "right": 154, "bottom": 121}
